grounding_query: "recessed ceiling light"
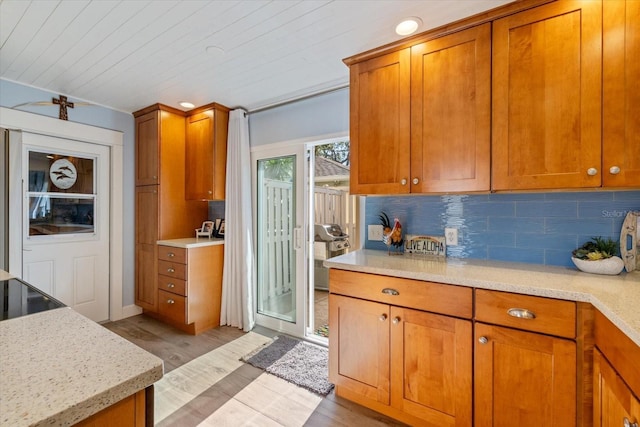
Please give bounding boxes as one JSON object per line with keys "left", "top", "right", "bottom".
{"left": 179, "top": 102, "right": 195, "bottom": 109}
{"left": 395, "top": 17, "right": 422, "bottom": 36}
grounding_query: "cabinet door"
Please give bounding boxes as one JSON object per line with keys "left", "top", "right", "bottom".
{"left": 185, "top": 108, "right": 228, "bottom": 201}
{"left": 185, "top": 110, "right": 214, "bottom": 200}
{"left": 594, "top": 349, "right": 640, "bottom": 427}
{"left": 135, "top": 186, "right": 158, "bottom": 312}
{"left": 492, "top": 0, "right": 602, "bottom": 190}
{"left": 135, "top": 111, "right": 159, "bottom": 186}
{"left": 135, "top": 243, "right": 157, "bottom": 311}
{"left": 390, "top": 306, "right": 472, "bottom": 426}
{"left": 135, "top": 186, "right": 158, "bottom": 245}
{"left": 329, "top": 294, "right": 390, "bottom": 405}
{"left": 349, "top": 48, "right": 411, "bottom": 195}
{"left": 603, "top": 0, "right": 640, "bottom": 188}
{"left": 474, "top": 323, "right": 576, "bottom": 427}
{"left": 410, "top": 24, "right": 490, "bottom": 193}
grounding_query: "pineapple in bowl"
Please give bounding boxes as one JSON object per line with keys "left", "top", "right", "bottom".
{"left": 571, "top": 237, "right": 624, "bottom": 275}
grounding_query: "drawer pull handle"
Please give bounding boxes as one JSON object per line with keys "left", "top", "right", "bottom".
{"left": 379, "top": 314, "right": 387, "bottom": 322}
{"left": 167, "top": 252, "right": 175, "bottom": 258}
{"left": 167, "top": 299, "right": 175, "bottom": 304}
{"left": 507, "top": 308, "right": 536, "bottom": 319}
{"left": 167, "top": 267, "right": 175, "bottom": 273}
{"left": 392, "top": 317, "right": 401, "bottom": 325}
{"left": 478, "top": 336, "right": 488, "bottom": 344}
{"left": 167, "top": 283, "right": 175, "bottom": 288}
{"left": 623, "top": 418, "right": 638, "bottom": 427}
{"left": 381, "top": 288, "right": 399, "bottom": 296}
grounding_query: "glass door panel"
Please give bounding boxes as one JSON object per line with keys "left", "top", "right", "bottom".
{"left": 256, "top": 155, "right": 296, "bottom": 322}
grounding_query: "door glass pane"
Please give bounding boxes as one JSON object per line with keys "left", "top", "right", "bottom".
{"left": 29, "top": 151, "right": 94, "bottom": 194}
{"left": 27, "top": 151, "right": 96, "bottom": 237}
{"left": 257, "top": 155, "right": 296, "bottom": 323}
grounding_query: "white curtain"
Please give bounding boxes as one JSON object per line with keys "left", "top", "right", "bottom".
{"left": 220, "top": 109, "right": 255, "bottom": 331}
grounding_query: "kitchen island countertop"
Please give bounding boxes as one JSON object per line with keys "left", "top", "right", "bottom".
{"left": 0, "top": 307, "right": 163, "bottom": 427}
{"left": 325, "top": 249, "right": 640, "bottom": 347}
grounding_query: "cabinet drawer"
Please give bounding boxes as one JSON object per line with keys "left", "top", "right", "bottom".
{"left": 475, "top": 289, "right": 576, "bottom": 339}
{"left": 158, "top": 260, "right": 187, "bottom": 280}
{"left": 158, "top": 246, "right": 187, "bottom": 263}
{"left": 329, "top": 269, "right": 472, "bottom": 319}
{"left": 158, "top": 275, "right": 187, "bottom": 296}
{"left": 158, "top": 290, "right": 187, "bottom": 324}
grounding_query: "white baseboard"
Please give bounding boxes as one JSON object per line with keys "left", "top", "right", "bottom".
{"left": 120, "top": 304, "right": 143, "bottom": 319}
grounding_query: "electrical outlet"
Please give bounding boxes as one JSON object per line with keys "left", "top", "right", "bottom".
{"left": 368, "top": 224, "right": 383, "bottom": 241}
{"left": 445, "top": 228, "right": 458, "bottom": 246}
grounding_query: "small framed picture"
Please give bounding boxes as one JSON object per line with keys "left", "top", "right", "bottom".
{"left": 215, "top": 219, "right": 225, "bottom": 238}
{"left": 196, "top": 221, "right": 214, "bottom": 239}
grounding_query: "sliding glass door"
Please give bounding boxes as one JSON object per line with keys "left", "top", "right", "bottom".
{"left": 252, "top": 145, "right": 306, "bottom": 337}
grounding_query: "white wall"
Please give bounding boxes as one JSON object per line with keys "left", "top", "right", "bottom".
{"left": 248, "top": 87, "right": 349, "bottom": 147}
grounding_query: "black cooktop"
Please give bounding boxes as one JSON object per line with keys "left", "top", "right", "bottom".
{"left": 1, "top": 277, "right": 66, "bottom": 321}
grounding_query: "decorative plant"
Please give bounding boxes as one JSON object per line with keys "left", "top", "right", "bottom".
{"left": 572, "top": 236, "right": 619, "bottom": 261}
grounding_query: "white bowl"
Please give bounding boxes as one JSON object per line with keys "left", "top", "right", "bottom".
{"left": 571, "top": 256, "right": 624, "bottom": 275}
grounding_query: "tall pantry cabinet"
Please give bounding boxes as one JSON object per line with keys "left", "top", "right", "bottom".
{"left": 133, "top": 104, "right": 207, "bottom": 312}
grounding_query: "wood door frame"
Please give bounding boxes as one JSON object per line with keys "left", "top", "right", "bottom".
{"left": 0, "top": 107, "right": 128, "bottom": 321}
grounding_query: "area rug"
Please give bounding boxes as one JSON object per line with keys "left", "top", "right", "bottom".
{"left": 242, "top": 335, "right": 334, "bottom": 396}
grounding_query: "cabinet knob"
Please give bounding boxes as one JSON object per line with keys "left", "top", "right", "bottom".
{"left": 167, "top": 252, "right": 175, "bottom": 258}
{"left": 587, "top": 167, "right": 598, "bottom": 176}
{"left": 609, "top": 166, "right": 621, "bottom": 175}
{"left": 167, "top": 299, "right": 175, "bottom": 304}
{"left": 153, "top": 175, "right": 157, "bottom": 180}
{"left": 167, "top": 283, "right": 175, "bottom": 288}
{"left": 623, "top": 417, "right": 638, "bottom": 427}
{"left": 392, "top": 317, "right": 401, "bottom": 325}
{"left": 400, "top": 178, "right": 407, "bottom": 186}
{"left": 412, "top": 178, "right": 419, "bottom": 185}
{"left": 379, "top": 313, "right": 388, "bottom": 322}
{"left": 507, "top": 308, "right": 536, "bottom": 319}
{"left": 167, "top": 267, "right": 175, "bottom": 273}
{"left": 381, "top": 288, "right": 399, "bottom": 296}
{"left": 208, "top": 190, "right": 212, "bottom": 194}
{"left": 478, "top": 336, "right": 489, "bottom": 344}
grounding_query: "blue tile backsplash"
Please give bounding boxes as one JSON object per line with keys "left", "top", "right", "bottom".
{"left": 364, "top": 191, "right": 640, "bottom": 267}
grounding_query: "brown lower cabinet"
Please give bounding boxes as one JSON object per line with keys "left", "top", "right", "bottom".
{"left": 74, "top": 389, "right": 147, "bottom": 427}
{"left": 329, "top": 270, "right": 473, "bottom": 426}
{"left": 151, "top": 244, "right": 224, "bottom": 335}
{"left": 474, "top": 323, "right": 577, "bottom": 426}
{"left": 329, "top": 270, "right": 613, "bottom": 427}
{"left": 593, "top": 349, "right": 640, "bottom": 427}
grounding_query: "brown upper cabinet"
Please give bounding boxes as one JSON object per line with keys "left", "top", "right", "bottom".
{"left": 347, "top": 23, "right": 491, "bottom": 195}
{"left": 348, "top": 0, "right": 637, "bottom": 194}
{"left": 185, "top": 104, "right": 230, "bottom": 201}
{"left": 410, "top": 23, "right": 491, "bottom": 193}
{"left": 348, "top": 48, "right": 411, "bottom": 195}
{"left": 603, "top": 0, "right": 640, "bottom": 188}
{"left": 492, "top": 0, "right": 603, "bottom": 190}
{"left": 135, "top": 109, "right": 160, "bottom": 186}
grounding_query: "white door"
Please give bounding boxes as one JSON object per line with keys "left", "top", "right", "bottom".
{"left": 252, "top": 144, "right": 307, "bottom": 337}
{"left": 21, "top": 133, "right": 110, "bottom": 322}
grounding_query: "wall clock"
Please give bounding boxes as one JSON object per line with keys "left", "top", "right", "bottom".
{"left": 49, "top": 158, "right": 77, "bottom": 189}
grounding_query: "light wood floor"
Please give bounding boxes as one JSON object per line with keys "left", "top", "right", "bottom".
{"left": 103, "top": 314, "right": 407, "bottom": 426}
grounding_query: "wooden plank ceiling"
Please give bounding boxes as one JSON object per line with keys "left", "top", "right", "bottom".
{"left": 0, "top": 0, "right": 511, "bottom": 113}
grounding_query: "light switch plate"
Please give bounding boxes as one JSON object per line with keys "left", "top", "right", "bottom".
{"left": 368, "top": 224, "right": 383, "bottom": 241}
{"left": 445, "top": 228, "right": 458, "bottom": 246}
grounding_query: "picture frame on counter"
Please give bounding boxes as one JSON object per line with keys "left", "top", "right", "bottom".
{"left": 195, "top": 221, "right": 214, "bottom": 239}
{"left": 215, "top": 219, "right": 225, "bottom": 238}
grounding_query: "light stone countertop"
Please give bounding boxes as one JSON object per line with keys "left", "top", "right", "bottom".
{"left": 0, "top": 270, "right": 13, "bottom": 281}
{"left": 0, "top": 308, "right": 164, "bottom": 427}
{"left": 157, "top": 237, "right": 225, "bottom": 248}
{"left": 324, "top": 249, "right": 640, "bottom": 347}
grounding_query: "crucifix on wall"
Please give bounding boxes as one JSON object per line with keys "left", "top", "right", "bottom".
{"left": 52, "top": 95, "right": 74, "bottom": 120}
